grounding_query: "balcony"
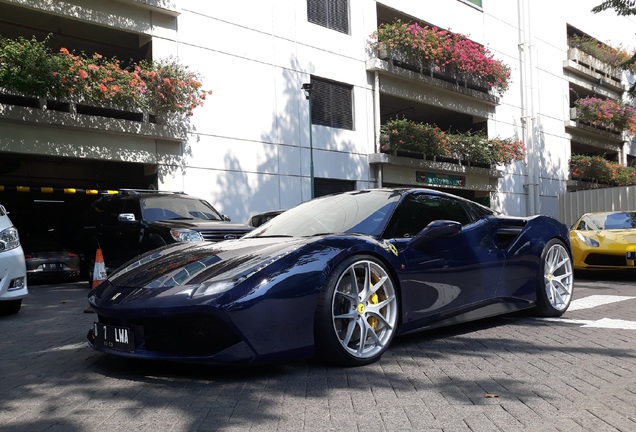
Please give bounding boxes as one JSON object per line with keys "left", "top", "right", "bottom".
{"left": 0, "top": 91, "right": 186, "bottom": 142}
{"left": 115, "top": 0, "right": 181, "bottom": 16}
{"left": 369, "top": 152, "right": 502, "bottom": 192}
{"left": 566, "top": 106, "right": 626, "bottom": 142}
{"left": 563, "top": 48, "right": 625, "bottom": 93}
{"left": 366, "top": 50, "right": 500, "bottom": 107}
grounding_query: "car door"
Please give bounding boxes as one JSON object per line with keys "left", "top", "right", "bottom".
{"left": 385, "top": 192, "right": 505, "bottom": 332}
{"left": 110, "top": 198, "right": 143, "bottom": 267}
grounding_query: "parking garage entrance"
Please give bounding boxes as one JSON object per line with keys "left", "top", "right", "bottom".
{"left": 0, "top": 154, "right": 157, "bottom": 267}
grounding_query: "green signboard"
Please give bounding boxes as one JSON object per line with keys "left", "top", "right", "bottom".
{"left": 416, "top": 171, "right": 466, "bottom": 187}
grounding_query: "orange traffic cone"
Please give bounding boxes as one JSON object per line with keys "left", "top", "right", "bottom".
{"left": 92, "top": 248, "right": 107, "bottom": 289}
{"left": 85, "top": 248, "right": 106, "bottom": 313}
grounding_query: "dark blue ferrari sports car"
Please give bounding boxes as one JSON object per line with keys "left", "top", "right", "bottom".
{"left": 87, "top": 188, "right": 574, "bottom": 366}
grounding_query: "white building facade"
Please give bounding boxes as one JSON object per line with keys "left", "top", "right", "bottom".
{"left": 0, "top": 0, "right": 635, "bottom": 223}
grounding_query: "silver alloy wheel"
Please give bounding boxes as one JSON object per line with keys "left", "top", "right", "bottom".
{"left": 331, "top": 260, "right": 398, "bottom": 360}
{"left": 543, "top": 242, "right": 573, "bottom": 311}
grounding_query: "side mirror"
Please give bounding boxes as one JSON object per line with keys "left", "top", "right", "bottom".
{"left": 409, "top": 220, "right": 461, "bottom": 248}
{"left": 118, "top": 213, "right": 137, "bottom": 223}
{"left": 222, "top": 215, "right": 231, "bottom": 221}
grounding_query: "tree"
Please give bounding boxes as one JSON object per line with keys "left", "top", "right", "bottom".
{"left": 592, "top": 1, "right": 636, "bottom": 95}
{"left": 592, "top": 0, "right": 636, "bottom": 15}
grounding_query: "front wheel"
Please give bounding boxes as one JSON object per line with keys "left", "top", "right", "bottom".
{"left": 0, "top": 299, "right": 22, "bottom": 315}
{"left": 314, "top": 256, "right": 399, "bottom": 366}
{"left": 535, "top": 239, "right": 573, "bottom": 317}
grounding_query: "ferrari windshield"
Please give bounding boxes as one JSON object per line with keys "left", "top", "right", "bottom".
{"left": 245, "top": 190, "right": 402, "bottom": 238}
{"left": 577, "top": 211, "right": 636, "bottom": 230}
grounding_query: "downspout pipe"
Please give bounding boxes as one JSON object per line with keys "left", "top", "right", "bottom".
{"left": 518, "top": 0, "right": 537, "bottom": 215}
{"left": 374, "top": 71, "right": 383, "bottom": 188}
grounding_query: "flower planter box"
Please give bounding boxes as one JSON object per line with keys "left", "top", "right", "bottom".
{"left": 0, "top": 89, "right": 185, "bottom": 140}
{"left": 567, "top": 48, "right": 622, "bottom": 78}
{"left": 569, "top": 106, "right": 623, "bottom": 136}
{"left": 378, "top": 50, "right": 492, "bottom": 93}
{"left": 566, "top": 48, "right": 623, "bottom": 87}
{"left": 379, "top": 48, "right": 433, "bottom": 75}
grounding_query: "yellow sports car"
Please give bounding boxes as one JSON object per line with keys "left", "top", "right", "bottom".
{"left": 570, "top": 211, "right": 636, "bottom": 270}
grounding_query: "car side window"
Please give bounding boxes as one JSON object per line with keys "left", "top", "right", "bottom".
{"left": 105, "top": 201, "right": 123, "bottom": 226}
{"left": 384, "top": 194, "right": 471, "bottom": 238}
{"left": 120, "top": 199, "right": 141, "bottom": 220}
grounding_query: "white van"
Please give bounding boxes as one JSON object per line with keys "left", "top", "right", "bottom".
{"left": 0, "top": 204, "right": 27, "bottom": 314}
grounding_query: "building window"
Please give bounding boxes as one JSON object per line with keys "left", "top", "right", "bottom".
{"left": 307, "top": 0, "right": 349, "bottom": 34}
{"left": 311, "top": 77, "right": 354, "bottom": 130}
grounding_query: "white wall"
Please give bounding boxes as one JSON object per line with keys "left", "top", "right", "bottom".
{"left": 4, "top": 0, "right": 635, "bottom": 221}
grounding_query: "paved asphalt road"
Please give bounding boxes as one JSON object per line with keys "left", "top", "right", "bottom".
{"left": 1, "top": 273, "right": 635, "bottom": 432}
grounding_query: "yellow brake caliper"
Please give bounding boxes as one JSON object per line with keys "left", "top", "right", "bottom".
{"left": 368, "top": 292, "right": 379, "bottom": 329}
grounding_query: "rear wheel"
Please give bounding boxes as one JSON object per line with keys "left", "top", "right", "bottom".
{"left": 535, "top": 239, "right": 573, "bottom": 317}
{"left": 315, "top": 256, "right": 398, "bottom": 366}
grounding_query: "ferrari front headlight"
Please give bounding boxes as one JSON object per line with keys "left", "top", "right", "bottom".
{"left": 190, "top": 279, "right": 240, "bottom": 298}
{"left": 576, "top": 232, "right": 600, "bottom": 247}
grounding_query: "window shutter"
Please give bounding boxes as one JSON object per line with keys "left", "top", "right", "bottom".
{"left": 311, "top": 77, "right": 353, "bottom": 130}
{"left": 307, "top": 0, "right": 349, "bottom": 34}
{"left": 314, "top": 178, "right": 355, "bottom": 197}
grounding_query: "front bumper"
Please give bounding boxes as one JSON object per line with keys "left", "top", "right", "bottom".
{"left": 0, "top": 246, "right": 28, "bottom": 301}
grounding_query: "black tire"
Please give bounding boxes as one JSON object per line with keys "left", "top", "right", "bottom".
{"left": 534, "top": 239, "right": 574, "bottom": 317}
{"left": 0, "top": 299, "right": 22, "bottom": 315}
{"left": 314, "top": 255, "right": 399, "bottom": 367}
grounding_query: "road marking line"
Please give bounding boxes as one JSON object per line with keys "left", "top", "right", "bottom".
{"left": 581, "top": 318, "right": 636, "bottom": 329}
{"left": 30, "top": 342, "right": 88, "bottom": 354}
{"left": 567, "top": 295, "right": 635, "bottom": 311}
{"left": 539, "top": 317, "right": 636, "bottom": 330}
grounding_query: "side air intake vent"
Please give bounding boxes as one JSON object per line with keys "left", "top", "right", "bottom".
{"left": 494, "top": 220, "right": 527, "bottom": 249}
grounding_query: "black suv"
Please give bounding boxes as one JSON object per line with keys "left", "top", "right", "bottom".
{"left": 83, "top": 190, "right": 253, "bottom": 285}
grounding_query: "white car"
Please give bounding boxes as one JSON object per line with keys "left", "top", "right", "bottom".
{"left": 0, "top": 204, "right": 27, "bottom": 314}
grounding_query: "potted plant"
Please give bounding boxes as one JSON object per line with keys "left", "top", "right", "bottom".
{"left": 569, "top": 154, "right": 636, "bottom": 186}
{"left": 573, "top": 96, "right": 636, "bottom": 134}
{"left": 0, "top": 35, "right": 212, "bottom": 116}
{"left": 380, "top": 117, "right": 449, "bottom": 157}
{"left": 370, "top": 20, "right": 511, "bottom": 96}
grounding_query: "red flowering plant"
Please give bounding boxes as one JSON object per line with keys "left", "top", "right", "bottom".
{"left": 569, "top": 154, "right": 636, "bottom": 186}
{"left": 54, "top": 48, "right": 146, "bottom": 110}
{"left": 446, "top": 132, "right": 524, "bottom": 165}
{"left": 574, "top": 96, "right": 636, "bottom": 134}
{"left": 381, "top": 118, "right": 525, "bottom": 166}
{"left": 0, "top": 35, "right": 211, "bottom": 116}
{"left": 489, "top": 137, "right": 526, "bottom": 165}
{"left": 138, "top": 58, "right": 212, "bottom": 116}
{"left": 370, "top": 21, "right": 511, "bottom": 95}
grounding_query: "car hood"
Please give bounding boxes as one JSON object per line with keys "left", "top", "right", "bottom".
{"left": 106, "top": 236, "right": 316, "bottom": 289}
{"left": 0, "top": 214, "right": 13, "bottom": 231}
{"left": 151, "top": 219, "right": 252, "bottom": 231}
{"left": 579, "top": 229, "right": 636, "bottom": 245}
